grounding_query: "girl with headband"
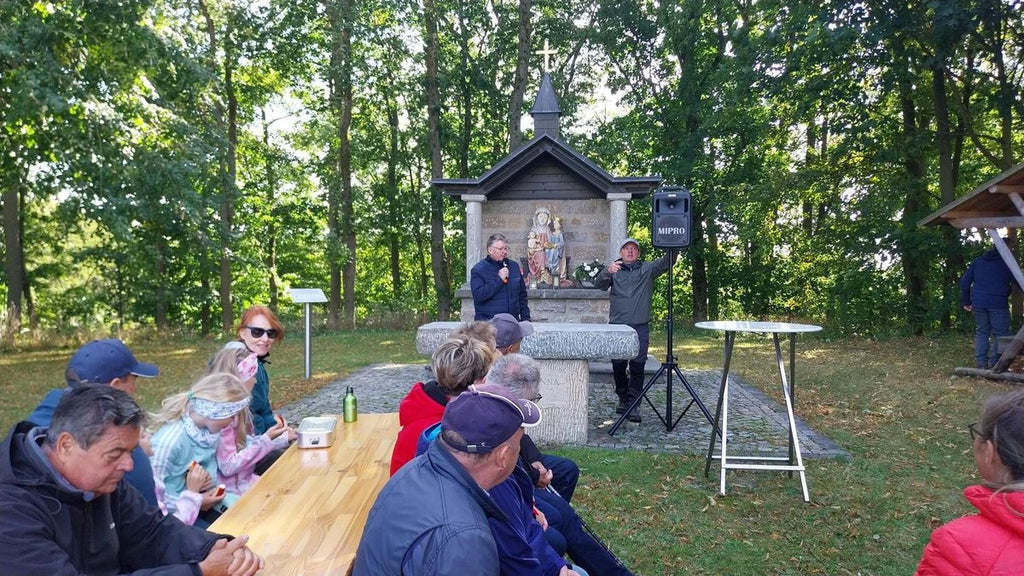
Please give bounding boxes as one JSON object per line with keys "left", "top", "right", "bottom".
{"left": 149, "top": 372, "right": 252, "bottom": 527}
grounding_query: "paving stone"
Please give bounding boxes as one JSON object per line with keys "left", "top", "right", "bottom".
{"left": 277, "top": 364, "right": 848, "bottom": 459}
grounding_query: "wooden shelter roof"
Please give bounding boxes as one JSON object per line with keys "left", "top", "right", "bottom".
{"left": 918, "top": 160, "right": 1024, "bottom": 228}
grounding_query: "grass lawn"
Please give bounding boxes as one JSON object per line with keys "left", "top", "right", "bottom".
{"left": 0, "top": 329, "right": 1013, "bottom": 575}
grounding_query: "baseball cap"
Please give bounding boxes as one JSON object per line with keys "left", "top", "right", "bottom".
{"left": 441, "top": 384, "right": 542, "bottom": 454}
{"left": 490, "top": 313, "right": 534, "bottom": 349}
{"left": 619, "top": 238, "right": 640, "bottom": 251}
{"left": 66, "top": 339, "right": 159, "bottom": 386}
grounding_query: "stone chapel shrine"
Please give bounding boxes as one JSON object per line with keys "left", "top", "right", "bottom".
{"left": 433, "top": 68, "right": 661, "bottom": 323}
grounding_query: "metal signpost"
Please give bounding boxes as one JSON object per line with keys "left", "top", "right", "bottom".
{"left": 288, "top": 288, "right": 328, "bottom": 380}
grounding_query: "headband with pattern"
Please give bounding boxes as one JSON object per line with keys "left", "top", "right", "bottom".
{"left": 190, "top": 396, "right": 250, "bottom": 420}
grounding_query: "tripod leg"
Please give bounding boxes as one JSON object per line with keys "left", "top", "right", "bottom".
{"left": 608, "top": 365, "right": 668, "bottom": 436}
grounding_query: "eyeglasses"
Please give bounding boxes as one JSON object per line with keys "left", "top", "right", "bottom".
{"left": 967, "top": 422, "right": 982, "bottom": 442}
{"left": 531, "top": 394, "right": 542, "bottom": 403}
{"left": 247, "top": 326, "right": 279, "bottom": 340}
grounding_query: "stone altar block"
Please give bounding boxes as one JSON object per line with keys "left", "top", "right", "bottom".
{"left": 416, "top": 322, "right": 638, "bottom": 445}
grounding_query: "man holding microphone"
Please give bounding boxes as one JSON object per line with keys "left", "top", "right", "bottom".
{"left": 471, "top": 233, "right": 531, "bottom": 321}
{"left": 595, "top": 238, "right": 676, "bottom": 423}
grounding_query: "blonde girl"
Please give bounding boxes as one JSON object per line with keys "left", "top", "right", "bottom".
{"left": 149, "top": 372, "right": 251, "bottom": 527}
{"left": 207, "top": 346, "right": 292, "bottom": 496}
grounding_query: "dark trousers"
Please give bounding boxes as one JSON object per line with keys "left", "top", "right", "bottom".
{"left": 612, "top": 322, "right": 649, "bottom": 402}
{"left": 542, "top": 454, "right": 579, "bottom": 502}
{"left": 535, "top": 489, "right": 634, "bottom": 576}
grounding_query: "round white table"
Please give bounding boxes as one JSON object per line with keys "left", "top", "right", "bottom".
{"left": 695, "top": 320, "right": 822, "bottom": 502}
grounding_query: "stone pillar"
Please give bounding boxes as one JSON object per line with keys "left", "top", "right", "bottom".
{"left": 607, "top": 192, "right": 632, "bottom": 261}
{"left": 416, "top": 322, "right": 639, "bottom": 445}
{"left": 463, "top": 194, "right": 487, "bottom": 281}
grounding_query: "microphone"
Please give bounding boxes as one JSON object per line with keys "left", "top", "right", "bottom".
{"left": 501, "top": 259, "right": 509, "bottom": 283}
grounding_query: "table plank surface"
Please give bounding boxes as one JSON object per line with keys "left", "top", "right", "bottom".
{"left": 210, "top": 413, "right": 399, "bottom": 575}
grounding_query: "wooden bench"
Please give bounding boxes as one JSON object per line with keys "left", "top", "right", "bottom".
{"left": 210, "top": 413, "right": 399, "bottom": 575}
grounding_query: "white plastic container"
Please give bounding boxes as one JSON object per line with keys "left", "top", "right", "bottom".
{"left": 297, "top": 416, "right": 337, "bottom": 449}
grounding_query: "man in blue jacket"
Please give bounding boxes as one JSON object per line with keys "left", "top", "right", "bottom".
{"left": 0, "top": 385, "right": 263, "bottom": 576}
{"left": 26, "top": 338, "right": 161, "bottom": 506}
{"left": 354, "top": 384, "right": 541, "bottom": 575}
{"left": 472, "top": 233, "right": 532, "bottom": 321}
{"left": 961, "top": 248, "right": 1019, "bottom": 369}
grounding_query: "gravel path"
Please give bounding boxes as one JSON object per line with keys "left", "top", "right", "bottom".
{"left": 278, "top": 363, "right": 846, "bottom": 458}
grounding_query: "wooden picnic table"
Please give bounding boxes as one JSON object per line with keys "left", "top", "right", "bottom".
{"left": 210, "top": 412, "right": 399, "bottom": 575}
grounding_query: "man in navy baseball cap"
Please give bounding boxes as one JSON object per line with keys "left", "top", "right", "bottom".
{"left": 24, "top": 339, "right": 161, "bottom": 506}
{"left": 65, "top": 338, "right": 159, "bottom": 393}
{"left": 354, "top": 384, "right": 541, "bottom": 574}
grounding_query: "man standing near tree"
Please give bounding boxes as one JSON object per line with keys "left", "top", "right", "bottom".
{"left": 595, "top": 238, "right": 676, "bottom": 423}
{"left": 961, "top": 247, "right": 1019, "bottom": 369}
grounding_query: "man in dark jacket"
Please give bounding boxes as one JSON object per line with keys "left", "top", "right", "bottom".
{"left": 472, "top": 233, "right": 532, "bottom": 321}
{"left": 354, "top": 384, "right": 541, "bottom": 575}
{"left": 0, "top": 385, "right": 263, "bottom": 576}
{"left": 961, "top": 248, "right": 1019, "bottom": 369}
{"left": 26, "top": 338, "right": 161, "bottom": 506}
{"left": 595, "top": 238, "right": 676, "bottom": 422}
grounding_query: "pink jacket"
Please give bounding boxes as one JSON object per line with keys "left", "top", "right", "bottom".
{"left": 216, "top": 423, "right": 289, "bottom": 496}
{"left": 154, "top": 483, "right": 203, "bottom": 525}
{"left": 915, "top": 485, "right": 1024, "bottom": 575}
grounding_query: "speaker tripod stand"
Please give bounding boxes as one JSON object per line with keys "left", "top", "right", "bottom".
{"left": 608, "top": 247, "right": 719, "bottom": 436}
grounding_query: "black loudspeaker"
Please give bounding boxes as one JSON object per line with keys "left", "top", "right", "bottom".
{"left": 651, "top": 186, "right": 691, "bottom": 248}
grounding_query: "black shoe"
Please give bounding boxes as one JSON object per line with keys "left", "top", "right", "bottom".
{"left": 616, "top": 400, "right": 629, "bottom": 414}
{"left": 626, "top": 407, "right": 641, "bottom": 423}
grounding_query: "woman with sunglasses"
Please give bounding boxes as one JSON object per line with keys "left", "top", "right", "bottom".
{"left": 234, "top": 306, "right": 285, "bottom": 437}
{"left": 915, "top": 389, "right": 1024, "bottom": 575}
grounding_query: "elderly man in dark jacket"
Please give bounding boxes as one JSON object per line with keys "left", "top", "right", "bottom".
{"left": 354, "top": 384, "right": 541, "bottom": 575}
{"left": 0, "top": 385, "right": 263, "bottom": 576}
{"left": 595, "top": 238, "right": 676, "bottom": 422}
{"left": 961, "top": 247, "right": 1020, "bottom": 369}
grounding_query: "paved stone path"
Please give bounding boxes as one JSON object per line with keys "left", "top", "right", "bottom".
{"left": 279, "top": 362, "right": 846, "bottom": 458}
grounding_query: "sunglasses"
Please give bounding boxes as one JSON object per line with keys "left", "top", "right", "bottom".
{"left": 247, "top": 326, "right": 279, "bottom": 340}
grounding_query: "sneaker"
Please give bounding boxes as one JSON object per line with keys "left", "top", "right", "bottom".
{"left": 616, "top": 400, "right": 629, "bottom": 414}
{"left": 626, "top": 407, "right": 641, "bottom": 423}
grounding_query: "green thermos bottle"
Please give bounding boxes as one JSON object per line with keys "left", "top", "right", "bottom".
{"left": 343, "top": 386, "right": 358, "bottom": 423}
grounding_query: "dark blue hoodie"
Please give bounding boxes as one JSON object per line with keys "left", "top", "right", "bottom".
{"left": 961, "top": 249, "right": 1018, "bottom": 309}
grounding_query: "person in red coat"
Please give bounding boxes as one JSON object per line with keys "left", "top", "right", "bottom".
{"left": 389, "top": 333, "right": 494, "bottom": 475}
{"left": 915, "top": 389, "right": 1024, "bottom": 575}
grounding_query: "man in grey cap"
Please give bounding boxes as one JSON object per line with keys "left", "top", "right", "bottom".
{"left": 490, "top": 312, "right": 533, "bottom": 355}
{"left": 595, "top": 239, "right": 676, "bottom": 422}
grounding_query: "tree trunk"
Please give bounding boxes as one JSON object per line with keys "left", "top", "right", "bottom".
{"left": 691, "top": 201, "right": 708, "bottom": 322}
{"left": 386, "top": 88, "right": 402, "bottom": 298}
{"left": 898, "top": 78, "right": 930, "bottom": 335}
{"left": 508, "top": 0, "right": 532, "bottom": 151}
{"left": 424, "top": 0, "right": 451, "bottom": 320}
{"left": 220, "top": 40, "right": 238, "bottom": 333}
{"left": 339, "top": 0, "right": 356, "bottom": 330}
{"left": 932, "top": 62, "right": 962, "bottom": 331}
{"left": 3, "top": 178, "right": 23, "bottom": 344}
{"left": 262, "top": 110, "right": 279, "bottom": 311}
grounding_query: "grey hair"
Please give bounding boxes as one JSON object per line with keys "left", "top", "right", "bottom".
{"left": 486, "top": 234, "right": 507, "bottom": 249}
{"left": 45, "top": 385, "right": 146, "bottom": 449}
{"left": 485, "top": 353, "right": 541, "bottom": 400}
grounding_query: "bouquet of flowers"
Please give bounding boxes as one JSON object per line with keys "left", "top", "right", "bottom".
{"left": 573, "top": 259, "right": 605, "bottom": 287}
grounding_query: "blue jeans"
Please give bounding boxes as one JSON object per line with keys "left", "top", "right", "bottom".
{"left": 974, "top": 307, "right": 1010, "bottom": 368}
